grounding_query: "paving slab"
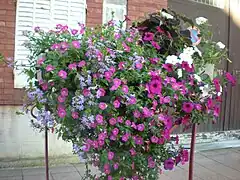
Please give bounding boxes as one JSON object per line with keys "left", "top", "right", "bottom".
{"left": 51, "top": 172, "right": 81, "bottom": 180}
{"left": 0, "top": 169, "right": 22, "bottom": 177}
{"left": 23, "top": 174, "right": 53, "bottom": 180}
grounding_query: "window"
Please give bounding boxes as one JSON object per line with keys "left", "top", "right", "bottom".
{"left": 190, "top": 0, "right": 225, "bottom": 9}
{"left": 14, "top": 0, "right": 86, "bottom": 88}
{"left": 102, "top": 0, "right": 127, "bottom": 28}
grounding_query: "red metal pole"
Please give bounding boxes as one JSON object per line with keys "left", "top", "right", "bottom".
{"left": 45, "top": 126, "right": 49, "bottom": 180}
{"left": 188, "top": 123, "right": 197, "bottom": 180}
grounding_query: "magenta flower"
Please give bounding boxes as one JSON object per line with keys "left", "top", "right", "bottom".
{"left": 144, "top": 32, "right": 154, "bottom": 41}
{"left": 214, "top": 105, "right": 220, "bottom": 117}
{"left": 46, "top": 64, "right": 55, "bottom": 72}
{"left": 131, "top": 122, "right": 137, "bottom": 129}
{"left": 129, "top": 148, "right": 136, "bottom": 156}
{"left": 37, "top": 57, "right": 45, "bottom": 65}
{"left": 113, "top": 163, "right": 119, "bottom": 170}
{"left": 122, "top": 85, "right": 129, "bottom": 94}
{"left": 128, "top": 97, "right": 137, "bottom": 105}
{"left": 126, "top": 37, "right": 133, "bottom": 42}
{"left": 99, "top": 102, "right": 107, "bottom": 110}
{"left": 58, "top": 70, "right": 67, "bottom": 79}
{"left": 58, "top": 108, "right": 66, "bottom": 118}
{"left": 104, "top": 164, "right": 111, "bottom": 175}
{"left": 125, "top": 120, "right": 131, "bottom": 126}
{"left": 71, "top": 29, "right": 78, "bottom": 35}
{"left": 98, "top": 140, "right": 105, "bottom": 147}
{"left": 82, "top": 144, "right": 91, "bottom": 152}
{"left": 148, "top": 157, "right": 156, "bottom": 168}
{"left": 182, "top": 102, "right": 194, "bottom": 113}
{"left": 151, "top": 136, "right": 159, "bottom": 144}
{"left": 225, "top": 72, "right": 236, "bottom": 86}
{"left": 162, "top": 63, "right": 173, "bottom": 72}
{"left": 133, "top": 110, "right": 141, "bottom": 118}
{"left": 57, "top": 95, "right": 66, "bottom": 103}
{"left": 118, "top": 62, "right": 125, "bottom": 70}
{"left": 151, "top": 41, "right": 161, "bottom": 50}
{"left": 112, "top": 128, "right": 119, "bottom": 136}
{"left": 78, "top": 60, "right": 86, "bottom": 67}
{"left": 137, "top": 124, "right": 145, "bottom": 132}
{"left": 92, "top": 141, "right": 99, "bottom": 149}
{"left": 41, "top": 83, "right": 48, "bottom": 91}
{"left": 68, "top": 63, "right": 77, "bottom": 70}
{"left": 50, "top": 43, "right": 60, "bottom": 50}
{"left": 117, "top": 116, "right": 123, "bottom": 123}
{"left": 142, "top": 107, "right": 153, "bottom": 118}
{"left": 83, "top": 88, "right": 90, "bottom": 96}
{"left": 135, "top": 62, "right": 143, "bottom": 70}
{"left": 122, "top": 133, "right": 130, "bottom": 142}
{"left": 98, "top": 131, "right": 107, "bottom": 140}
{"left": 134, "top": 137, "right": 143, "bottom": 145}
{"left": 108, "top": 151, "right": 115, "bottom": 160}
{"left": 158, "top": 137, "right": 165, "bottom": 145}
{"left": 213, "top": 78, "right": 221, "bottom": 92}
{"left": 195, "top": 104, "right": 202, "bottom": 111}
{"left": 148, "top": 79, "right": 162, "bottom": 95}
{"left": 60, "top": 42, "right": 69, "bottom": 50}
{"left": 207, "top": 98, "right": 213, "bottom": 109}
{"left": 164, "top": 158, "right": 175, "bottom": 170}
{"left": 96, "top": 114, "right": 104, "bottom": 124}
{"left": 122, "top": 42, "right": 130, "bottom": 52}
{"left": 114, "top": 33, "right": 121, "bottom": 39}
{"left": 108, "top": 176, "right": 113, "bottom": 180}
{"left": 61, "top": 88, "right": 68, "bottom": 97}
{"left": 104, "top": 71, "right": 113, "bottom": 81}
{"left": 71, "top": 112, "right": 79, "bottom": 119}
{"left": 110, "top": 135, "right": 117, "bottom": 141}
{"left": 97, "top": 88, "right": 106, "bottom": 97}
{"left": 149, "top": 57, "right": 160, "bottom": 64}
{"left": 71, "top": 40, "right": 80, "bottom": 48}
{"left": 113, "top": 100, "right": 120, "bottom": 108}
{"left": 110, "top": 78, "right": 121, "bottom": 91}
{"left": 109, "top": 118, "right": 117, "bottom": 126}
{"left": 109, "top": 66, "right": 116, "bottom": 73}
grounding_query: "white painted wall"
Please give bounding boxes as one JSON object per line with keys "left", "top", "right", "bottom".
{"left": 0, "top": 106, "right": 72, "bottom": 159}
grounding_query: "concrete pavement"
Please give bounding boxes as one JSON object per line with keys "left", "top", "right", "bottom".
{"left": 1, "top": 147, "right": 240, "bottom": 180}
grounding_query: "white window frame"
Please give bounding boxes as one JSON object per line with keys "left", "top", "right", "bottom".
{"left": 14, "top": 0, "right": 87, "bottom": 88}
{"left": 190, "top": 0, "right": 225, "bottom": 9}
{"left": 102, "top": 0, "right": 127, "bottom": 28}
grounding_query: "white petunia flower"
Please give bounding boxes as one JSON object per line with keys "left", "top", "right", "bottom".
{"left": 196, "top": 17, "right": 208, "bottom": 25}
{"left": 199, "top": 84, "right": 211, "bottom": 97}
{"left": 194, "top": 74, "right": 202, "bottom": 82}
{"left": 161, "top": 11, "right": 174, "bottom": 19}
{"left": 165, "top": 55, "right": 179, "bottom": 65}
{"left": 177, "top": 69, "right": 183, "bottom": 78}
{"left": 179, "top": 53, "right": 193, "bottom": 66}
{"left": 216, "top": 41, "right": 225, "bottom": 49}
{"left": 183, "top": 47, "right": 195, "bottom": 56}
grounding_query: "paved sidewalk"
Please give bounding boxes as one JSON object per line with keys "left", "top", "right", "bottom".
{"left": 1, "top": 147, "right": 240, "bottom": 180}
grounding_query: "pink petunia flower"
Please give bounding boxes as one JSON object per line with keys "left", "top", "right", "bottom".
{"left": 71, "top": 29, "right": 78, "bottom": 35}
{"left": 225, "top": 72, "right": 236, "bottom": 86}
{"left": 195, "top": 104, "right": 202, "bottom": 111}
{"left": 61, "top": 88, "right": 68, "bottom": 97}
{"left": 122, "top": 42, "right": 130, "bottom": 52}
{"left": 109, "top": 118, "right": 117, "bottom": 126}
{"left": 68, "top": 63, "right": 77, "bottom": 70}
{"left": 164, "top": 158, "right": 175, "bottom": 170}
{"left": 113, "top": 163, "right": 119, "bottom": 170}
{"left": 97, "top": 88, "right": 106, "bottom": 98}
{"left": 58, "top": 108, "right": 66, "bottom": 118}
{"left": 137, "top": 124, "right": 145, "bottom": 132}
{"left": 37, "top": 57, "right": 45, "bottom": 65}
{"left": 83, "top": 88, "right": 90, "bottom": 96}
{"left": 147, "top": 79, "right": 162, "bottom": 95}
{"left": 182, "top": 102, "right": 194, "bottom": 113}
{"left": 118, "top": 62, "right": 125, "bottom": 70}
{"left": 128, "top": 97, "right": 137, "bottom": 105}
{"left": 57, "top": 95, "right": 66, "bottom": 103}
{"left": 99, "top": 102, "right": 107, "bottom": 110}
{"left": 96, "top": 114, "right": 104, "bottom": 124}
{"left": 125, "top": 120, "right": 131, "bottom": 126}
{"left": 214, "top": 105, "right": 220, "bottom": 117}
{"left": 71, "top": 112, "right": 79, "bottom": 119}
{"left": 71, "top": 40, "right": 80, "bottom": 48}
{"left": 41, "top": 83, "right": 48, "bottom": 91}
{"left": 162, "top": 63, "right": 173, "bottom": 72}
{"left": 112, "top": 128, "right": 119, "bottom": 136}
{"left": 58, "top": 70, "right": 67, "bottom": 79}
{"left": 144, "top": 32, "right": 154, "bottom": 41}
{"left": 148, "top": 157, "right": 156, "bottom": 168}
{"left": 46, "top": 64, "right": 55, "bottom": 72}
{"left": 151, "top": 41, "right": 161, "bottom": 50}
{"left": 121, "top": 133, "right": 130, "bottom": 142}
{"left": 134, "top": 137, "right": 143, "bottom": 145}
{"left": 129, "top": 148, "right": 137, "bottom": 156}
{"left": 151, "top": 136, "right": 159, "bottom": 144}
{"left": 78, "top": 60, "right": 86, "bottom": 67}
{"left": 113, "top": 100, "right": 120, "bottom": 108}
{"left": 135, "top": 62, "right": 143, "bottom": 70}
{"left": 82, "top": 144, "right": 91, "bottom": 152}
{"left": 133, "top": 110, "right": 141, "bottom": 118}
{"left": 117, "top": 116, "right": 123, "bottom": 123}
{"left": 104, "top": 164, "right": 111, "bottom": 175}
{"left": 122, "top": 85, "right": 129, "bottom": 94}
{"left": 108, "top": 151, "right": 115, "bottom": 160}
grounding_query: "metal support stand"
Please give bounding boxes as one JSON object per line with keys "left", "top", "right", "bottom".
{"left": 188, "top": 124, "right": 197, "bottom": 180}
{"left": 45, "top": 126, "right": 49, "bottom": 180}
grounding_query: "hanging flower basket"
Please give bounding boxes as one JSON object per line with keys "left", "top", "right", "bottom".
{"left": 1, "top": 9, "right": 236, "bottom": 180}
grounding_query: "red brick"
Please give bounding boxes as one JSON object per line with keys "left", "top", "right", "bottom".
{"left": 0, "top": 10, "right": 7, "bottom": 15}
{"left": 3, "top": 88, "right": 14, "bottom": 94}
{"left": 0, "top": 21, "right": 6, "bottom": 26}
{"left": 6, "top": 22, "right": 15, "bottom": 27}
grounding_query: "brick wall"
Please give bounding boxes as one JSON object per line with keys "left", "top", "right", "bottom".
{"left": 0, "top": 0, "right": 24, "bottom": 105}
{"left": 0, "top": 0, "right": 167, "bottom": 105}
